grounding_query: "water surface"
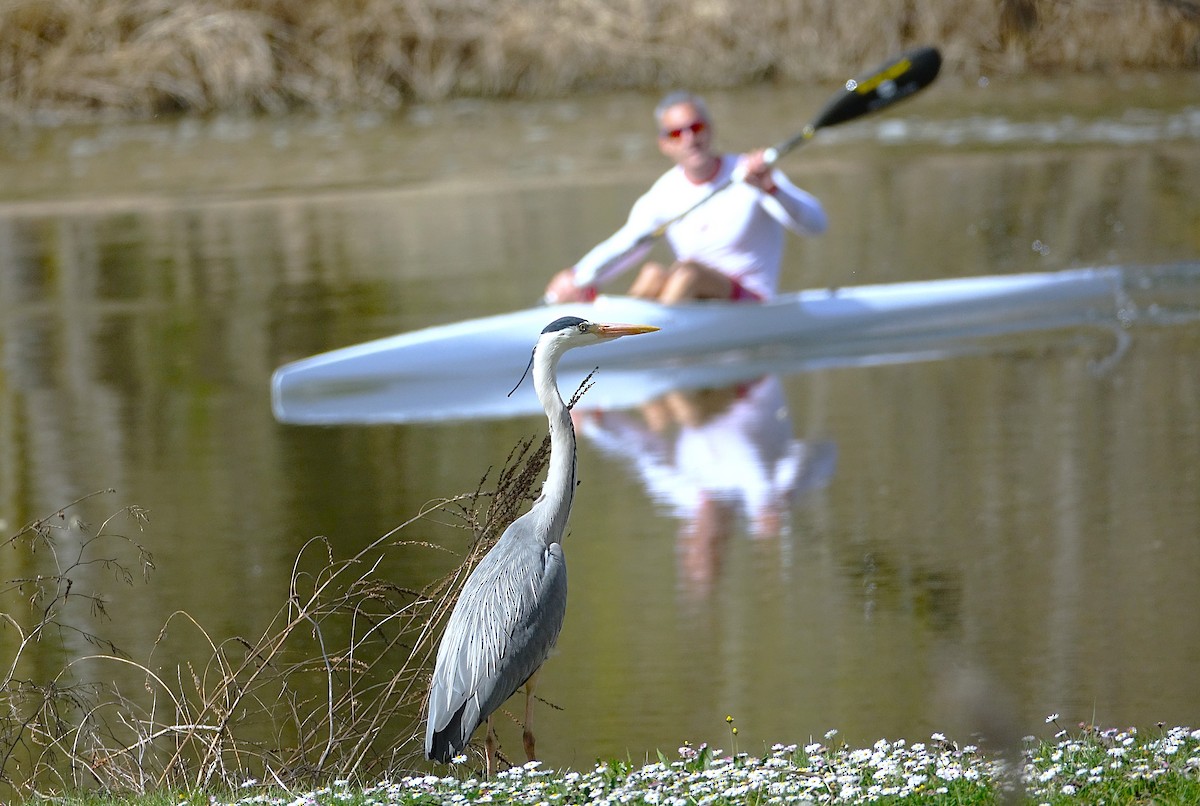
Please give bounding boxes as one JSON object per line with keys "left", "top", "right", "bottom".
{"left": 1, "top": 73, "right": 1199, "bottom": 773}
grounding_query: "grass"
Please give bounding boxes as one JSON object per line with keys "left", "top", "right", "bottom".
{"left": 0, "top": 434, "right": 552, "bottom": 797}
{"left": 0, "top": 388, "right": 592, "bottom": 799}
{"left": 0, "top": 0, "right": 1198, "bottom": 123}
{"left": 26, "top": 722, "right": 1200, "bottom": 804}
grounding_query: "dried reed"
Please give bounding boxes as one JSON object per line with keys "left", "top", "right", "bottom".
{"left": 0, "top": 0, "right": 1196, "bottom": 123}
{"left": 0, "top": 389, "right": 574, "bottom": 797}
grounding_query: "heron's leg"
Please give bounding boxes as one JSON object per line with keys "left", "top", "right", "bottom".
{"left": 522, "top": 669, "right": 540, "bottom": 761}
{"left": 485, "top": 718, "right": 497, "bottom": 778}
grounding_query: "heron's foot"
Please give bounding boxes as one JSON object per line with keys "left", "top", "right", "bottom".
{"left": 523, "top": 727, "right": 537, "bottom": 762}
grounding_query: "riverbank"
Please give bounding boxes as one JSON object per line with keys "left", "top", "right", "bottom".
{"left": 1, "top": 0, "right": 1197, "bottom": 124}
{"left": 29, "top": 723, "right": 1200, "bottom": 804}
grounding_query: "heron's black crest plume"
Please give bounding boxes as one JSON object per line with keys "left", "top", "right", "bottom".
{"left": 508, "top": 350, "right": 535, "bottom": 397}
{"left": 542, "top": 316, "right": 587, "bottom": 334}
{"left": 510, "top": 316, "right": 592, "bottom": 397}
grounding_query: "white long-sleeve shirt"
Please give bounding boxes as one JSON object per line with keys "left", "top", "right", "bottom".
{"left": 572, "top": 155, "right": 827, "bottom": 299}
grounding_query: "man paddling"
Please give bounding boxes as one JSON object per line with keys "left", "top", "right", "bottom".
{"left": 544, "top": 91, "right": 828, "bottom": 304}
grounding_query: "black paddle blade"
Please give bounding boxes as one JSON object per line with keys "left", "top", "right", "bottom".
{"left": 811, "top": 46, "right": 942, "bottom": 131}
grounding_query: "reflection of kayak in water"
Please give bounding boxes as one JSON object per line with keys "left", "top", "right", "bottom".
{"left": 271, "top": 263, "right": 1200, "bottom": 425}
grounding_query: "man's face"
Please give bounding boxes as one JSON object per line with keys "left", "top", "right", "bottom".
{"left": 657, "top": 102, "right": 713, "bottom": 172}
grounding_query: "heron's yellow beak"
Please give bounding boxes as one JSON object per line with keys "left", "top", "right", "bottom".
{"left": 594, "top": 323, "right": 660, "bottom": 339}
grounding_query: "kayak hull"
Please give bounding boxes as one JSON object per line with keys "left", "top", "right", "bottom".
{"left": 271, "top": 264, "right": 1200, "bottom": 424}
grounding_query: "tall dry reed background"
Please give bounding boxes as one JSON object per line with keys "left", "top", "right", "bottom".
{"left": 0, "top": 422, "right": 562, "bottom": 796}
{"left": 0, "top": 0, "right": 1197, "bottom": 123}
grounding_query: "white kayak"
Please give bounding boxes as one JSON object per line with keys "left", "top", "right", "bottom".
{"left": 271, "top": 263, "right": 1200, "bottom": 425}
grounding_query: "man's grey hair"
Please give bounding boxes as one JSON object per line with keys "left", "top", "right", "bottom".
{"left": 654, "top": 91, "right": 711, "bottom": 127}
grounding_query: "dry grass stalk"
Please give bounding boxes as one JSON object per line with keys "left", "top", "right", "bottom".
{"left": 0, "top": 0, "right": 1197, "bottom": 123}
{"left": 0, "top": 395, "right": 580, "bottom": 796}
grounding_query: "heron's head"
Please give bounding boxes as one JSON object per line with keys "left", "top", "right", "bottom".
{"left": 540, "top": 316, "right": 660, "bottom": 347}
{"left": 537, "top": 316, "right": 660, "bottom": 364}
{"left": 509, "top": 316, "right": 659, "bottom": 396}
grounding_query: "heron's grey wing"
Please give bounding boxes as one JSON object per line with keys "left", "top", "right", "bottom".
{"left": 477, "top": 540, "right": 567, "bottom": 721}
{"left": 425, "top": 528, "right": 568, "bottom": 760}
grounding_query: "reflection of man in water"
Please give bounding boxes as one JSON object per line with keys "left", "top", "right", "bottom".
{"left": 577, "top": 376, "right": 836, "bottom": 597}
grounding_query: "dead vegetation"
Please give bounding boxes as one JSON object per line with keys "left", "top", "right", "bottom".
{"left": 0, "top": 0, "right": 1196, "bottom": 123}
{"left": 0, "top": 418, "right": 557, "bottom": 797}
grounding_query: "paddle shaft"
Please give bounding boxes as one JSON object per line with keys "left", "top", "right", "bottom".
{"left": 584, "top": 46, "right": 943, "bottom": 289}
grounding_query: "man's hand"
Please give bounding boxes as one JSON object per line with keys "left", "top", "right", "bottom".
{"left": 544, "top": 268, "right": 596, "bottom": 303}
{"left": 739, "top": 149, "right": 778, "bottom": 194}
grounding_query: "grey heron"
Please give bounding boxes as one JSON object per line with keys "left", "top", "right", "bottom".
{"left": 425, "top": 315, "right": 658, "bottom": 774}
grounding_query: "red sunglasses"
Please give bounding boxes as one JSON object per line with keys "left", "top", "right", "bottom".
{"left": 660, "top": 120, "right": 707, "bottom": 141}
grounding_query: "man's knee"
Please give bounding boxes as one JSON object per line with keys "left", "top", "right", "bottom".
{"left": 631, "top": 261, "right": 669, "bottom": 299}
{"left": 634, "top": 262, "right": 666, "bottom": 284}
{"left": 667, "top": 261, "right": 730, "bottom": 299}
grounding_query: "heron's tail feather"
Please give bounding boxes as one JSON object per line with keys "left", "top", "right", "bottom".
{"left": 426, "top": 699, "right": 476, "bottom": 763}
{"left": 427, "top": 730, "right": 456, "bottom": 763}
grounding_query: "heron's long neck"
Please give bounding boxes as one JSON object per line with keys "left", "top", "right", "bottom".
{"left": 532, "top": 352, "right": 576, "bottom": 545}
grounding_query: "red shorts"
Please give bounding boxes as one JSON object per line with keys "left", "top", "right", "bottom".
{"left": 729, "top": 276, "right": 765, "bottom": 302}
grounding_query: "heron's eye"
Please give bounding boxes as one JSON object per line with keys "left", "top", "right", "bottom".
{"left": 578, "top": 323, "right": 589, "bottom": 333}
